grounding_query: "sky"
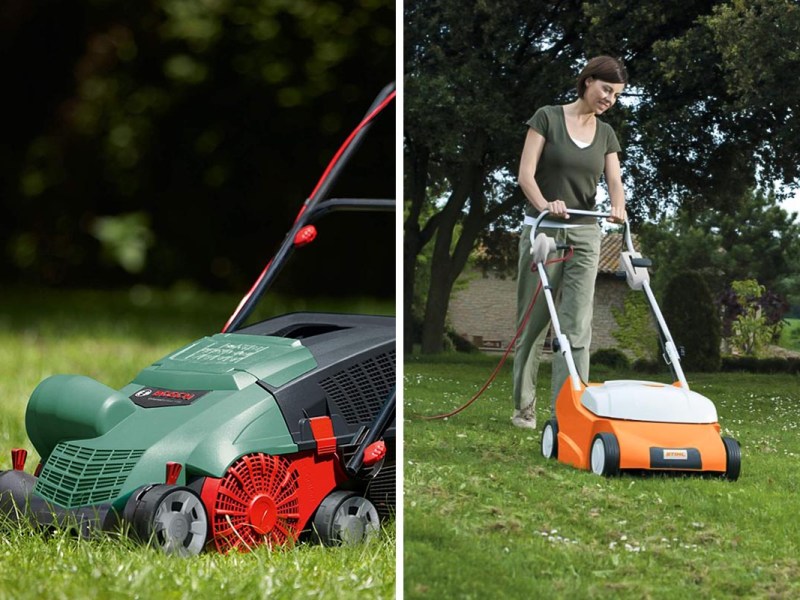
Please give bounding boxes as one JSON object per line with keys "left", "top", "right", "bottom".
{"left": 782, "top": 189, "right": 800, "bottom": 221}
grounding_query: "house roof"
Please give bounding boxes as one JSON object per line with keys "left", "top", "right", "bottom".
{"left": 598, "top": 232, "right": 641, "bottom": 275}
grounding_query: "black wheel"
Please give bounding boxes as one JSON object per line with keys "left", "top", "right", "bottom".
{"left": 721, "top": 437, "right": 741, "bottom": 481}
{"left": 312, "top": 491, "right": 380, "bottom": 546}
{"left": 0, "top": 469, "right": 37, "bottom": 518}
{"left": 124, "top": 484, "right": 209, "bottom": 556}
{"left": 590, "top": 433, "right": 620, "bottom": 477}
{"left": 541, "top": 419, "right": 558, "bottom": 459}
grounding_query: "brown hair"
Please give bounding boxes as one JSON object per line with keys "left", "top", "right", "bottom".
{"left": 576, "top": 56, "right": 628, "bottom": 97}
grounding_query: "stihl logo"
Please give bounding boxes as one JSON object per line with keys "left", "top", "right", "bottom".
{"left": 663, "top": 449, "right": 688, "bottom": 460}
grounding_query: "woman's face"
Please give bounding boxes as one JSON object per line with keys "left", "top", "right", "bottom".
{"left": 584, "top": 77, "right": 625, "bottom": 115}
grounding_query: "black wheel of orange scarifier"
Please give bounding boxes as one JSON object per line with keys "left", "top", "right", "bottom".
{"left": 721, "top": 437, "right": 741, "bottom": 481}
{"left": 590, "top": 432, "right": 620, "bottom": 477}
{"left": 541, "top": 419, "right": 558, "bottom": 459}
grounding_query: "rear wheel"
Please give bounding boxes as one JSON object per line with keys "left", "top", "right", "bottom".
{"left": 721, "top": 437, "right": 741, "bottom": 481}
{"left": 541, "top": 419, "right": 558, "bottom": 459}
{"left": 590, "top": 433, "right": 620, "bottom": 477}
{"left": 313, "top": 491, "right": 380, "bottom": 546}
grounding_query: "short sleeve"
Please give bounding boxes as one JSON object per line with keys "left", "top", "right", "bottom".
{"left": 525, "top": 106, "right": 550, "bottom": 137}
{"left": 605, "top": 125, "right": 621, "bottom": 155}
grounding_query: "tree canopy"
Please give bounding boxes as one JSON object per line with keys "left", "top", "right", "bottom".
{"left": 404, "top": 0, "right": 800, "bottom": 352}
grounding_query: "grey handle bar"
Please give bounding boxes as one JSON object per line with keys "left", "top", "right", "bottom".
{"left": 531, "top": 209, "right": 634, "bottom": 254}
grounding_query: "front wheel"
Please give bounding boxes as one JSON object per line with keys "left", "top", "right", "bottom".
{"left": 124, "top": 484, "right": 209, "bottom": 556}
{"left": 590, "top": 433, "right": 620, "bottom": 477}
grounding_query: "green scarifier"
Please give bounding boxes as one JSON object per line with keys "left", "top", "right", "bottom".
{"left": 1, "top": 84, "right": 397, "bottom": 555}
{"left": 27, "top": 334, "right": 316, "bottom": 511}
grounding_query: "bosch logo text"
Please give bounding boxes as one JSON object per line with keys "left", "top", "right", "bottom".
{"left": 129, "top": 387, "right": 208, "bottom": 407}
{"left": 152, "top": 390, "right": 197, "bottom": 401}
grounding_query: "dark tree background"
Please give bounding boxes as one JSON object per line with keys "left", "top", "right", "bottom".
{"left": 1, "top": 0, "right": 395, "bottom": 301}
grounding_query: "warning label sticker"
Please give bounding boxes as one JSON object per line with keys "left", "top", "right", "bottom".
{"left": 175, "top": 342, "right": 267, "bottom": 364}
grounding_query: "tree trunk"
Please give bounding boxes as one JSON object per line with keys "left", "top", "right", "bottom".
{"left": 404, "top": 143, "right": 444, "bottom": 353}
{"left": 403, "top": 237, "right": 419, "bottom": 353}
{"left": 420, "top": 160, "right": 486, "bottom": 353}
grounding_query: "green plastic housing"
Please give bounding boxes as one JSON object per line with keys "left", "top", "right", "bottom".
{"left": 27, "top": 332, "right": 317, "bottom": 509}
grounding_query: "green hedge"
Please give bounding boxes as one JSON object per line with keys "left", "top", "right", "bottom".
{"left": 629, "top": 356, "right": 800, "bottom": 375}
{"left": 662, "top": 270, "right": 721, "bottom": 372}
{"left": 721, "top": 356, "right": 800, "bottom": 374}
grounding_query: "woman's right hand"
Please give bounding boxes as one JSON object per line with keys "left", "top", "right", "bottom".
{"left": 547, "top": 200, "right": 570, "bottom": 219}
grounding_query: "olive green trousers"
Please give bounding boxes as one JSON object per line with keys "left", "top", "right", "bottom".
{"left": 512, "top": 224, "right": 601, "bottom": 412}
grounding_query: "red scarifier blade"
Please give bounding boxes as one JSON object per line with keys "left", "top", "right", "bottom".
{"left": 11, "top": 448, "right": 27, "bottom": 471}
{"left": 211, "top": 453, "right": 301, "bottom": 553}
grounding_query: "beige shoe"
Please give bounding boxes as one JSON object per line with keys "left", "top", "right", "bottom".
{"left": 511, "top": 402, "right": 537, "bottom": 430}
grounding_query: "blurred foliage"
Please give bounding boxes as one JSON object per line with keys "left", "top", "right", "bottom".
{"left": 1, "top": 0, "right": 395, "bottom": 298}
{"left": 90, "top": 212, "right": 154, "bottom": 273}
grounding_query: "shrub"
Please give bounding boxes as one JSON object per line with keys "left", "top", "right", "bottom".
{"left": 591, "top": 348, "right": 631, "bottom": 369}
{"left": 662, "top": 270, "right": 721, "bottom": 372}
{"left": 725, "top": 279, "right": 785, "bottom": 356}
{"left": 611, "top": 291, "right": 659, "bottom": 361}
{"left": 719, "top": 283, "right": 789, "bottom": 349}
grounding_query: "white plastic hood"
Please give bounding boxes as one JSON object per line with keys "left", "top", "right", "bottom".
{"left": 580, "top": 380, "right": 718, "bottom": 424}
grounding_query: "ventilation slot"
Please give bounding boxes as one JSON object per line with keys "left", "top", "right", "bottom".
{"left": 318, "top": 351, "right": 395, "bottom": 427}
{"left": 34, "top": 443, "right": 144, "bottom": 509}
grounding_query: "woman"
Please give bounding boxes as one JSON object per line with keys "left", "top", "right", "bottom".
{"left": 512, "top": 56, "right": 627, "bottom": 429}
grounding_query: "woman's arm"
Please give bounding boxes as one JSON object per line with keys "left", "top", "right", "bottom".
{"left": 604, "top": 151, "right": 626, "bottom": 223}
{"left": 518, "top": 128, "right": 568, "bottom": 218}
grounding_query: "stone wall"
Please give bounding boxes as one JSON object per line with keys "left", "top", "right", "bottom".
{"left": 448, "top": 269, "right": 633, "bottom": 353}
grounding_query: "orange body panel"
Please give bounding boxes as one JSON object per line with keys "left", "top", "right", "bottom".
{"left": 554, "top": 379, "right": 727, "bottom": 473}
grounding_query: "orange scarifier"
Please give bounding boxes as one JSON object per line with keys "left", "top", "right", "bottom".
{"left": 533, "top": 209, "right": 740, "bottom": 479}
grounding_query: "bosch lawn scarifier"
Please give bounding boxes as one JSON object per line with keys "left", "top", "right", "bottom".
{"left": 534, "top": 209, "right": 740, "bottom": 479}
{"left": 0, "top": 84, "right": 396, "bottom": 555}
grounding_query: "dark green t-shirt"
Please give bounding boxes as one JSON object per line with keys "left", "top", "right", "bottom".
{"left": 524, "top": 105, "right": 621, "bottom": 223}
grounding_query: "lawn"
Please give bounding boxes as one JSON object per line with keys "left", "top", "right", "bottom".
{"left": 404, "top": 352, "right": 800, "bottom": 599}
{"left": 0, "top": 287, "right": 395, "bottom": 600}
